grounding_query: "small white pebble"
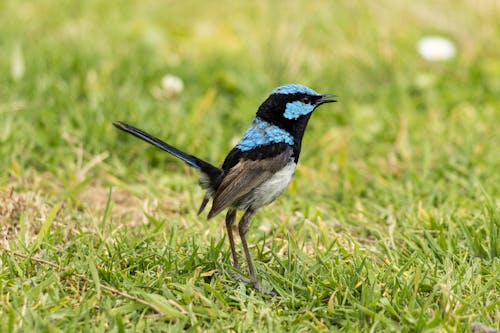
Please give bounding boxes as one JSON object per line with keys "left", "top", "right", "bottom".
{"left": 161, "top": 74, "right": 184, "bottom": 97}
{"left": 417, "top": 36, "right": 456, "bottom": 61}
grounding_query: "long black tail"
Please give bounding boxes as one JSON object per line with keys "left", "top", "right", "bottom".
{"left": 113, "top": 121, "right": 223, "bottom": 187}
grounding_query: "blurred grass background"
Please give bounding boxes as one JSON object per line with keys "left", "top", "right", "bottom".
{"left": 1, "top": 0, "right": 499, "bottom": 332}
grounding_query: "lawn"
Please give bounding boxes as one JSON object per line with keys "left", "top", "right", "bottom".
{"left": 1, "top": 0, "right": 499, "bottom": 332}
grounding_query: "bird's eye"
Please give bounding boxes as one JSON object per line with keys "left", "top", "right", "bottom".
{"left": 301, "top": 96, "right": 311, "bottom": 104}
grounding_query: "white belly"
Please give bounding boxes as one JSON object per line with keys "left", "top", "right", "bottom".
{"left": 239, "top": 161, "right": 297, "bottom": 210}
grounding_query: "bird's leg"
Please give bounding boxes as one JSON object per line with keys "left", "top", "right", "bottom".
{"left": 237, "top": 210, "right": 277, "bottom": 296}
{"left": 225, "top": 209, "right": 252, "bottom": 284}
{"left": 238, "top": 209, "right": 258, "bottom": 288}
{"left": 225, "top": 209, "right": 240, "bottom": 269}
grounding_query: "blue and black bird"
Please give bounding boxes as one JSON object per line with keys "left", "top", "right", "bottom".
{"left": 113, "top": 84, "right": 336, "bottom": 292}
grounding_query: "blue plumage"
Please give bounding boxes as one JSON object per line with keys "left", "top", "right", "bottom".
{"left": 283, "top": 100, "right": 315, "bottom": 120}
{"left": 113, "top": 83, "right": 337, "bottom": 294}
{"left": 236, "top": 117, "right": 294, "bottom": 151}
{"left": 272, "top": 83, "right": 320, "bottom": 96}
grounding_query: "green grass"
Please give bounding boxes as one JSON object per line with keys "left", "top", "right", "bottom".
{"left": 1, "top": 0, "right": 499, "bottom": 331}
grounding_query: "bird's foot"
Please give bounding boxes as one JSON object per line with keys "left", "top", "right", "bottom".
{"left": 228, "top": 269, "right": 254, "bottom": 284}
{"left": 228, "top": 269, "right": 277, "bottom": 296}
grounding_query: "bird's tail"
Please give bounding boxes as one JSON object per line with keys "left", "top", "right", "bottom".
{"left": 113, "top": 121, "right": 224, "bottom": 201}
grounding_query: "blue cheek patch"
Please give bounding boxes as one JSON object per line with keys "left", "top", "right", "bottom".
{"left": 236, "top": 118, "right": 294, "bottom": 151}
{"left": 283, "top": 101, "right": 315, "bottom": 119}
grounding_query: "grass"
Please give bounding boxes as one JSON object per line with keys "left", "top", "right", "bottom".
{"left": 1, "top": 0, "right": 499, "bottom": 331}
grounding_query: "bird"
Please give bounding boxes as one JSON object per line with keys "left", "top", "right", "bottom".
{"left": 113, "top": 83, "right": 336, "bottom": 293}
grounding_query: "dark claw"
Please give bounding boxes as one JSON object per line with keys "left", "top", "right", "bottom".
{"left": 229, "top": 270, "right": 254, "bottom": 284}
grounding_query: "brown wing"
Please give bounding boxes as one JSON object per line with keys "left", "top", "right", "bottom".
{"left": 207, "top": 147, "right": 292, "bottom": 219}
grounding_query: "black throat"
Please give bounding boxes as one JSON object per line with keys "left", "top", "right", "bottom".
{"left": 255, "top": 94, "right": 314, "bottom": 162}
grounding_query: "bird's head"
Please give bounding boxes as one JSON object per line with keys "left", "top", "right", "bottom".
{"left": 257, "top": 84, "right": 336, "bottom": 121}
{"left": 256, "top": 83, "right": 337, "bottom": 134}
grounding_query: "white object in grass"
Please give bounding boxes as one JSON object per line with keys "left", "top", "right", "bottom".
{"left": 417, "top": 36, "right": 456, "bottom": 61}
{"left": 161, "top": 74, "right": 184, "bottom": 97}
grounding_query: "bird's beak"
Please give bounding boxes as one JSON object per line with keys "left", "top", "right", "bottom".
{"left": 317, "top": 94, "right": 337, "bottom": 105}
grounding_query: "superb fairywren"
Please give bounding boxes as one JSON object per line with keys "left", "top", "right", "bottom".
{"left": 114, "top": 84, "right": 336, "bottom": 292}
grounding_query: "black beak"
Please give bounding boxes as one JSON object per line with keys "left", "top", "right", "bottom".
{"left": 317, "top": 94, "right": 337, "bottom": 105}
